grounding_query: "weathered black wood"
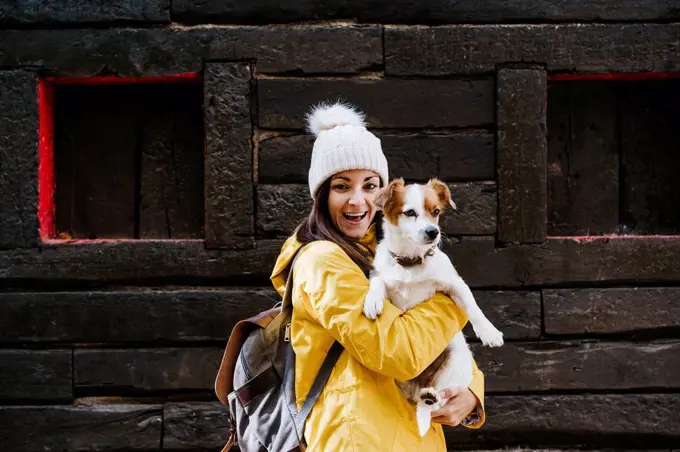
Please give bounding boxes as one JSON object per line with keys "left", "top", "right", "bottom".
{"left": 156, "top": 396, "right": 680, "bottom": 449}
{"left": 0, "top": 27, "right": 381, "bottom": 76}
{"left": 257, "top": 132, "right": 495, "bottom": 184}
{"left": 386, "top": 24, "right": 680, "bottom": 76}
{"left": 547, "top": 81, "right": 619, "bottom": 236}
{"left": 75, "top": 348, "right": 222, "bottom": 392}
{"left": 4, "top": 236, "right": 680, "bottom": 288}
{"left": 0, "top": 289, "right": 279, "bottom": 343}
{"left": 163, "top": 402, "right": 231, "bottom": 450}
{"left": 171, "top": 0, "right": 680, "bottom": 24}
{"left": 462, "top": 291, "right": 541, "bottom": 340}
{"left": 473, "top": 340, "right": 680, "bottom": 392}
{"left": 440, "top": 182, "right": 496, "bottom": 236}
{"left": 619, "top": 80, "right": 680, "bottom": 235}
{"left": 54, "top": 84, "right": 139, "bottom": 239}
{"left": 544, "top": 288, "right": 680, "bottom": 335}
{"left": 0, "top": 404, "right": 162, "bottom": 451}
{"left": 0, "top": 350, "right": 72, "bottom": 400}
{"left": 204, "top": 63, "right": 254, "bottom": 249}
{"left": 258, "top": 79, "right": 494, "bottom": 129}
{"left": 443, "top": 394, "right": 680, "bottom": 449}
{"left": 139, "top": 83, "right": 204, "bottom": 239}
{"left": 0, "top": 0, "right": 169, "bottom": 26}
{"left": 0, "top": 71, "right": 39, "bottom": 249}
{"left": 256, "top": 183, "right": 496, "bottom": 237}
{"left": 497, "top": 67, "right": 547, "bottom": 243}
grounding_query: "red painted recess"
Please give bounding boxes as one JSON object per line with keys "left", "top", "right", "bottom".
{"left": 37, "top": 72, "right": 201, "bottom": 242}
{"left": 549, "top": 71, "right": 680, "bottom": 81}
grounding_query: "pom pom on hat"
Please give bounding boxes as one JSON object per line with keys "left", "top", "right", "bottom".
{"left": 305, "top": 101, "right": 389, "bottom": 198}
{"left": 306, "top": 101, "right": 367, "bottom": 136}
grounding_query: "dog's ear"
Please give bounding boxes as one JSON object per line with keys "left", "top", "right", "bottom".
{"left": 427, "top": 178, "right": 456, "bottom": 210}
{"left": 374, "top": 178, "right": 405, "bottom": 210}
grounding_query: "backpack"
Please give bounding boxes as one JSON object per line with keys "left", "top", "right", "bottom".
{"left": 214, "top": 250, "right": 344, "bottom": 451}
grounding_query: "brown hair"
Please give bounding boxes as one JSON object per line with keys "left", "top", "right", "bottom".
{"left": 295, "top": 178, "right": 379, "bottom": 275}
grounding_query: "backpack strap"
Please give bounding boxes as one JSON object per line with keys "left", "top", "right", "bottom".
{"left": 294, "top": 340, "right": 343, "bottom": 439}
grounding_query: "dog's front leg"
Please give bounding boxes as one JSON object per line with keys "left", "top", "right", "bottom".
{"left": 444, "top": 277, "right": 504, "bottom": 347}
{"left": 363, "top": 273, "right": 386, "bottom": 319}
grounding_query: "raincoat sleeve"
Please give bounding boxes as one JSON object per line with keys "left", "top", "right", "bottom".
{"left": 462, "top": 358, "right": 486, "bottom": 428}
{"left": 294, "top": 241, "right": 471, "bottom": 382}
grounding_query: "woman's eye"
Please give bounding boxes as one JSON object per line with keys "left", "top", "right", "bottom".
{"left": 403, "top": 209, "right": 417, "bottom": 217}
{"left": 332, "top": 185, "right": 348, "bottom": 190}
{"left": 433, "top": 208, "right": 440, "bottom": 216}
{"left": 364, "top": 183, "right": 377, "bottom": 190}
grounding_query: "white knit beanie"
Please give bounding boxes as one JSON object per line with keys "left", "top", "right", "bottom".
{"left": 305, "top": 101, "right": 389, "bottom": 198}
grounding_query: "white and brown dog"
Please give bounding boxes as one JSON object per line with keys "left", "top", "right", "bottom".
{"left": 363, "top": 177, "right": 504, "bottom": 436}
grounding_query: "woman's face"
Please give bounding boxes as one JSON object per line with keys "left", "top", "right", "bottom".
{"left": 327, "top": 169, "right": 380, "bottom": 239}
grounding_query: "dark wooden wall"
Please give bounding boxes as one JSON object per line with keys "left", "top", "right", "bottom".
{"left": 1, "top": 1, "right": 680, "bottom": 451}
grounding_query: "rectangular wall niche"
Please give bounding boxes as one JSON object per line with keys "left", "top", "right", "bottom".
{"left": 547, "top": 75, "right": 680, "bottom": 236}
{"left": 40, "top": 75, "right": 205, "bottom": 240}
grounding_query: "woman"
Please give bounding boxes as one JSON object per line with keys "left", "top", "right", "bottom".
{"left": 269, "top": 102, "right": 485, "bottom": 451}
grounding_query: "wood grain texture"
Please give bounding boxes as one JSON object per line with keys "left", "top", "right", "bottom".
{"left": 0, "top": 350, "right": 72, "bottom": 400}
{"left": 386, "top": 24, "right": 680, "bottom": 76}
{"left": 0, "top": 71, "right": 39, "bottom": 248}
{"left": 497, "top": 67, "right": 547, "bottom": 243}
{"left": 258, "top": 79, "right": 494, "bottom": 129}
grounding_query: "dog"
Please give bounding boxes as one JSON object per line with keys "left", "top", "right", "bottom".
{"left": 362, "top": 177, "right": 504, "bottom": 436}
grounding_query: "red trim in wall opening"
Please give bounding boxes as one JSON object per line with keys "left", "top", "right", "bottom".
{"left": 37, "top": 72, "right": 201, "bottom": 242}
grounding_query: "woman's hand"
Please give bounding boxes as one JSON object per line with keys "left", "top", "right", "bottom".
{"left": 430, "top": 387, "right": 479, "bottom": 427}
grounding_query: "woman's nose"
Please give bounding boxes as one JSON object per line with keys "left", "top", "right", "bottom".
{"left": 348, "top": 189, "right": 365, "bottom": 206}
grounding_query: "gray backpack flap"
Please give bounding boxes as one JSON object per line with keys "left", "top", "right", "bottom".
{"left": 215, "top": 251, "right": 343, "bottom": 451}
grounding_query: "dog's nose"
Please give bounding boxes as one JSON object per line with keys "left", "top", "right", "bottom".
{"left": 425, "top": 226, "right": 439, "bottom": 240}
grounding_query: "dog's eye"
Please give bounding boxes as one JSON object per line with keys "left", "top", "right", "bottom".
{"left": 433, "top": 208, "right": 440, "bottom": 217}
{"left": 403, "top": 209, "right": 417, "bottom": 217}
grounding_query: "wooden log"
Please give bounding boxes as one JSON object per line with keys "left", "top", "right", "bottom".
{"left": 138, "top": 83, "right": 204, "bottom": 239}
{"left": 0, "top": 26, "right": 382, "bottom": 76}
{"left": 74, "top": 348, "right": 223, "bottom": 391}
{"left": 0, "top": 404, "right": 162, "bottom": 451}
{"left": 258, "top": 79, "right": 494, "bottom": 129}
{"left": 0, "top": 289, "right": 280, "bottom": 342}
{"left": 54, "top": 84, "right": 138, "bottom": 239}
{"left": 0, "top": 0, "right": 169, "bottom": 26}
{"left": 0, "top": 350, "right": 72, "bottom": 400}
{"left": 386, "top": 24, "right": 680, "bottom": 76}
{"left": 472, "top": 340, "right": 680, "bottom": 392}
{"left": 497, "top": 67, "right": 547, "bottom": 244}
{"left": 204, "top": 63, "right": 254, "bottom": 248}
{"left": 163, "top": 402, "right": 230, "bottom": 450}
{"left": 544, "top": 288, "right": 680, "bottom": 334}
{"left": 257, "top": 132, "right": 495, "bottom": 184}
{"left": 170, "top": 0, "right": 680, "bottom": 24}
{"left": 547, "top": 81, "right": 619, "bottom": 236}
{"left": 0, "top": 71, "right": 39, "bottom": 248}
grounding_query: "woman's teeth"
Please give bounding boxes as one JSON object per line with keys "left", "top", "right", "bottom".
{"left": 343, "top": 212, "right": 367, "bottom": 221}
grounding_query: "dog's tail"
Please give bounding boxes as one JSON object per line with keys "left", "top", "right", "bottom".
{"left": 305, "top": 100, "right": 366, "bottom": 136}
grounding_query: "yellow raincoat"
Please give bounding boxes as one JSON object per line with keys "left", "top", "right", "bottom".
{"left": 270, "top": 225, "right": 486, "bottom": 451}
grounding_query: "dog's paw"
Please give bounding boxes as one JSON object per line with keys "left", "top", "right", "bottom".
{"left": 419, "top": 387, "right": 442, "bottom": 407}
{"left": 363, "top": 289, "right": 384, "bottom": 319}
{"left": 473, "top": 321, "right": 504, "bottom": 347}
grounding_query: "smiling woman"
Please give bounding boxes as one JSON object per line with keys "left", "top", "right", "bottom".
{"left": 265, "top": 101, "right": 486, "bottom": 451}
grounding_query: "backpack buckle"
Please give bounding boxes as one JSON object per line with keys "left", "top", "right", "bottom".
{"left": 284, "top": 323, "right": 291, "bottom": 342}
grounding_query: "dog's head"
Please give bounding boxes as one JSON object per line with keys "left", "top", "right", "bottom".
{"left": 374, "top": 178, "right": 456, "bottom": 250}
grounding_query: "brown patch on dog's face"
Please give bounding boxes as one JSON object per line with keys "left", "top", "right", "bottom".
{"left": 425, "top": 179, "right": 456, "bottom": 221}
{"left": 374, "top": 178, "right": 405, "bottom": 226}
